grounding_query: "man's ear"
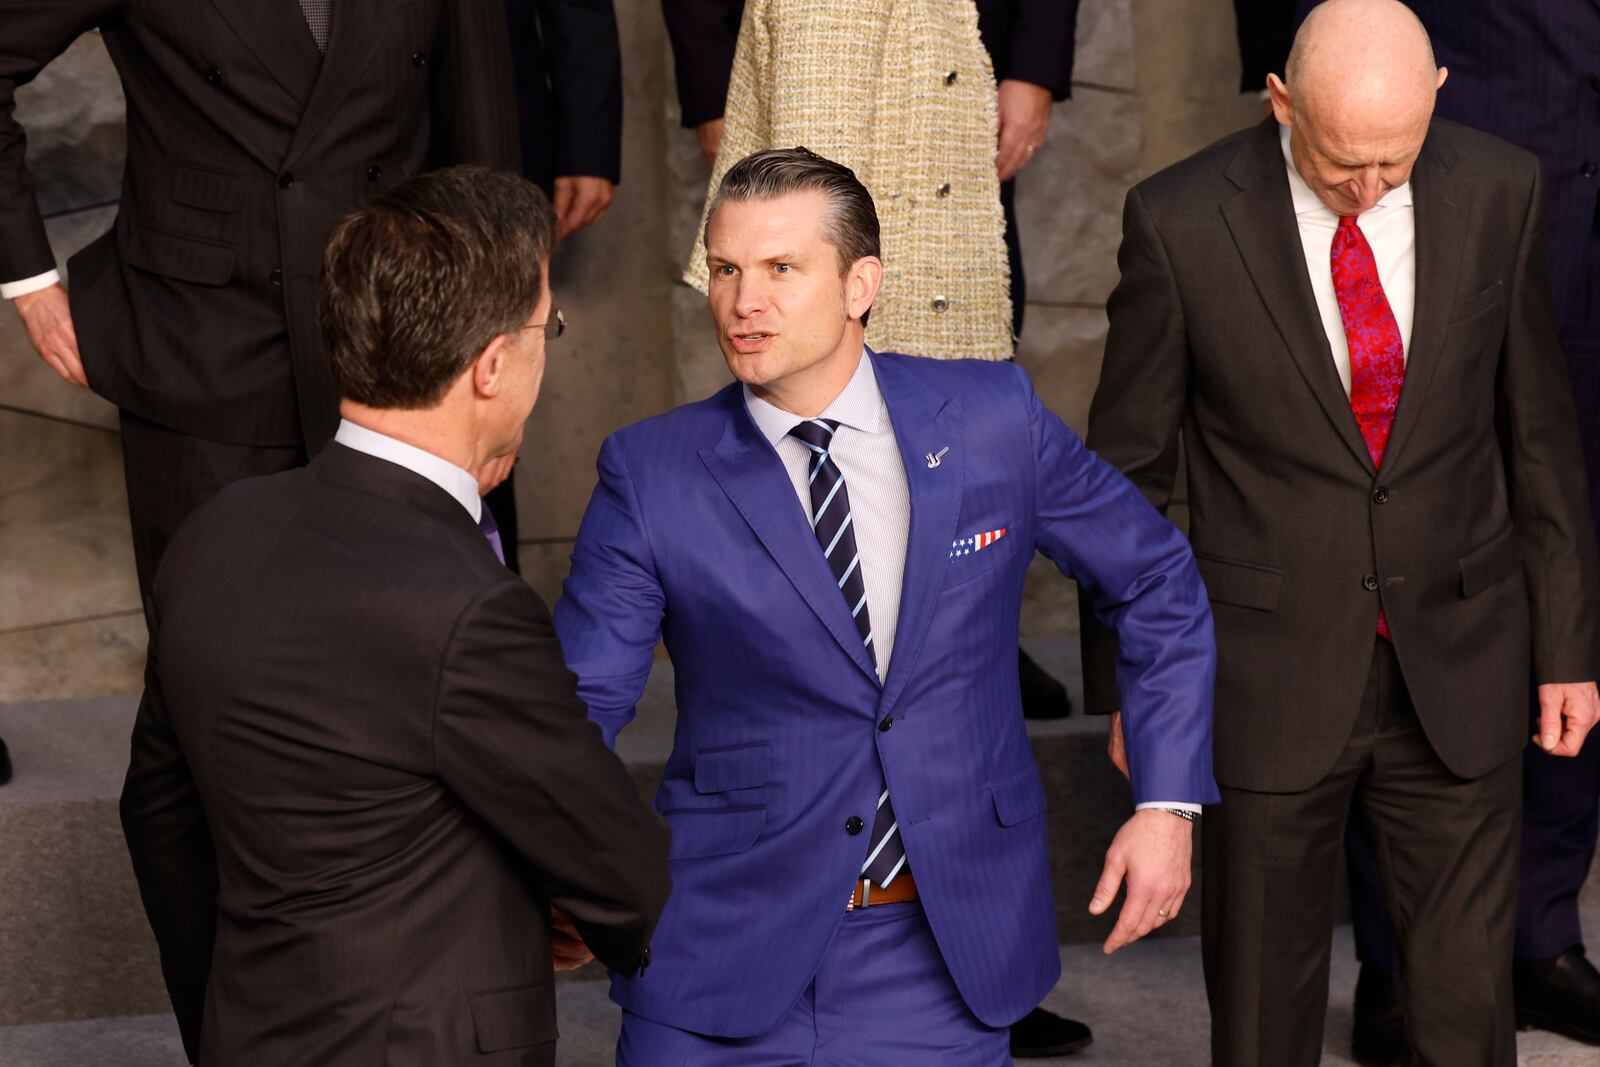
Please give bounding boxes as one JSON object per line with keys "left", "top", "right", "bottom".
{"left": 471, "top": 333, "right": 513, "bottom": 399}
{"left": 847, "top": 256, "right": 883, "bottom": 323}
{"left": 1266, "top": 73, "right": 1293, "bottom": 128}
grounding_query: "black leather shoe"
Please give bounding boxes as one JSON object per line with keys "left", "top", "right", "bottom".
{"left": 0, "top": 736, "right": 10, "bottom": 786}
{"left": 1352, "top": 963, "right": 1407, "bottom": 1065}
{"left": 1010, "top": 1007, "right": 1092, "bottom": 1058}
{"left": 1516, "top": 946, "right": 1600, "bottom": 1045}
{"left": 1019, "top": 649, "right": 1071, "bottom": 720}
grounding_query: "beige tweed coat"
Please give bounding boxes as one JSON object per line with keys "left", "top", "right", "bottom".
{"left": 684, "top": 0, "right": 1014, "bottom": 361}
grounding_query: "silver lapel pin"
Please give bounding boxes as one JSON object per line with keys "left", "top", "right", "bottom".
{"left": 925, "top": 446, "right": 949, "bottom": 469}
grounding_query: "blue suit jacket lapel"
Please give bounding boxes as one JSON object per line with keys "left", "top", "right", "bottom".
{"left": 872, "top": 353, "right": 964, "bottom": 719}
{"left": 698, "top": 387, "right": 881, "bottom": 686}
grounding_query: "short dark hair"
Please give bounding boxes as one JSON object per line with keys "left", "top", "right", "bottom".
{"left": 707, "top": 147, "right": 881, "bottom": 324}
{"left": 320, "top": 165, "right": 556, "bottom": 410}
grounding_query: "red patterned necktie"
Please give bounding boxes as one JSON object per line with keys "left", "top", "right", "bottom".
{"left": 1331, "top": 214, "right": 1405, "bottom": 639}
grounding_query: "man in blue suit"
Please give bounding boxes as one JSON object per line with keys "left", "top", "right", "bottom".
{"left": 553, "top": 147, "right": 1218, "bottom": 1063}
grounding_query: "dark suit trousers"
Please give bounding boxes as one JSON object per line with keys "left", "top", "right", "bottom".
{"left": 1202, "top": 640, "right": 1521, "bottom": 1067}
{"left": 120, "top": 411, "right": 304, "bottom": 615}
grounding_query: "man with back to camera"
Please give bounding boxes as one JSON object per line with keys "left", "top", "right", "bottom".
{"left": 553, "top": 146, "right": 1218, "bottom": 1064}
{"left": 119, "top": 167, "right": 670, "bottom": 1067}
{"left": 1084, "top": 2, "right": 1600, "bottom": 1064}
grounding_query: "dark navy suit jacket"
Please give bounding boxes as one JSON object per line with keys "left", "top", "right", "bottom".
{"left": 554, "top": 352, "right": 1216, "bottom": 1036}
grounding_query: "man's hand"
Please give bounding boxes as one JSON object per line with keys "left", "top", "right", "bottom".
{"left": 696, "top": 117, "right": 725, "bottom": 168}
{"left": 550, "top": 906, "right": 595, "bottom": 972}
{"left": 995, "top": 79, "right": 1053, "bottom": 183}
{"left": 478, "top": 453, "right": 517, "bottom": 497}
{"left": 1534, "top": 682, "right": 1600, "bottom": 757}
{"left": 14, "top": 283, "right": 87, "bottom": 388}
{"left": 552, "top": 176, "right": 615, "bottom": 239}
{"left": 1088, "top": 808, "right": 1193, "bottom": 954}
{"left": 1107, "top": 710, "right": 1129, "bottom": 780}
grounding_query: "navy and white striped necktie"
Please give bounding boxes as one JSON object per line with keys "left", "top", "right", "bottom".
{"left": 788, "top": 419, "right": 906, "bottom": 889}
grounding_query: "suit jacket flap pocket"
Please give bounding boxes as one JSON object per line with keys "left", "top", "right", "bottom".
{"left": 120, "top": 227, "right": 236, "bottom": 286}
{"left": 991, "top": 765, "right": 1047, "bottom": 826}
{"left": 469, "top": 983, "right": 556, "bottom": 1052}
{"left": 170, "top": 165, "right": 245, "bottom": 213}
{"left": 665, "top": 806, "right": 766, "bottom": 860}
{"left": 1459, "top": 529, "right": 1521, "bottom": 597}
{"left": 1195, "top": 554, "right": 1282, "bottom": 611}
{"left": 693, "top": 742, "right": 772, "bottom": 793}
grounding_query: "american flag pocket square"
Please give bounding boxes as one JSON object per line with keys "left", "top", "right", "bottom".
{"left": 950, "top": 528, "right": 1008, "bottom": 559}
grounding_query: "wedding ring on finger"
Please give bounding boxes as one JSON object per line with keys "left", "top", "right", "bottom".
{"left": 1157, "top": 909, "right": 1171, "bottom": 918}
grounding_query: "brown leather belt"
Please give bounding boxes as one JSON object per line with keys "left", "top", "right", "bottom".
{"left": 847, "top": 872, "right": 917, "bottom": 910}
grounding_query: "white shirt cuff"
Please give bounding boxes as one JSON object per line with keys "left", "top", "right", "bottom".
{"left": 1136, "top": 802, "right": 1203, "bottom": 815}
{"left": 2, "top": 269, "right": 61, "bottom": 300}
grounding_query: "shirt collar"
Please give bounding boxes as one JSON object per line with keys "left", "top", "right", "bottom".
{"left": 743, "top": 348, "right": 886, "bottom": 447}
{"left": 1279, "top": 123, "right": 1413, "bottom": 219}
{"left": 334, "top": 419, "right": 483, "bottom": 521}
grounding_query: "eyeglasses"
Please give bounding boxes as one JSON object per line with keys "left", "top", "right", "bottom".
{"left": 525, "top": 307, "right": 565, "bottom": 341}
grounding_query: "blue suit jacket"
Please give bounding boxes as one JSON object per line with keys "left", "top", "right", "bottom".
{"left": 554, "top": 352, "right": 1217, "bottom": 1035}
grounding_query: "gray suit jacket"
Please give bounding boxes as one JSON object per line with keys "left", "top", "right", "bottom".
{"left": 1082, "top": 117, "right": 1600, "bottom": 793}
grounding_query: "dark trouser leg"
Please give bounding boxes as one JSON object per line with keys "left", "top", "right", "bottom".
{"left": 119, "top": 410, "right": 304, "bottom": 620}
{"left": 1001, "top": 179, "right": 1024, "bottom": 344}
{"left": 1356, "top": 642, "right": 1521, "bottom": 1067}
{"left": 482, "top": 467, "right": 520, "bottom": 575}
{"left": 1348, "top": 815, "right": 1401, "bottom": 968}
{"left": 1516, "top": 736, "right": 1600, "bottom": 960}
{"left": 1202, "top": 676, "right": 1373, "bottom": 1066}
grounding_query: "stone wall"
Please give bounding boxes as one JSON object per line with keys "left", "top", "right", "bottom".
{"left": 0, "top": 0, "right": 1261, "bottom": 699}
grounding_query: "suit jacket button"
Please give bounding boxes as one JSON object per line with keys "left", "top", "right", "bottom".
{"left": 1363, "top": 573, "right": 1380, "bottom": 591}
{"left": 268, "top": 268, "right": 283, "bottom": 287}
{"left": 1583, "top": 163, "right": 1598, "bottom": 179}
{"left": 879, "top": 715, "right": 893, "bottom": 732}
{"left": 845, "top": 816, "right": 864, "bottom": 835}
{"left": 367, "top": 164, "right": 383, "bottom": 182}
{"left": 204, "top": 67, "right": 222, "bottom": 86}
{"left": 1372, "top": 487, "right": 1389, "bottom": 504}
{"left": 412, "top": 51, "right": 428, "bottom": 67}
{"left": 278, "top": 172, "right": 295, "bottom": 189}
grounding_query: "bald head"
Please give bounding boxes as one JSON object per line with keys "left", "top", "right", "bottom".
{"left": 1269, "top": 0, "right": 1447, "bottom": 215}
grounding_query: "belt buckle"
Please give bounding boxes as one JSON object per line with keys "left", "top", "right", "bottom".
{"left": 846, "top": 877, "right": 872, "bottom": 912}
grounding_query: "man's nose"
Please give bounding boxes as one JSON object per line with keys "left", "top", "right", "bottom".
{"left": 734, "top": 275, "right": 768, "bottom": 317}
{"left": 1352, "top": 169, "right": 1386, "bottom": 212}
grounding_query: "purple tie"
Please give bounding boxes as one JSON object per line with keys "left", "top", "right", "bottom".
{"left": 479, "top": 507, "right": 506, "bottom": 566}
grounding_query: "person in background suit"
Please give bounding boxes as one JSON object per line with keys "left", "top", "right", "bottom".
{"left": 489, "top": 0, "right": 626, "bottom": 564}
{"left": 1086, "top": 2, "right": 1600, "bottom": 1064}
{"left": 119, "top": 166, "right": 671, "bottom": 1067}
{"left": 554, "top": 146, "right": 1217, "bottom": 1065}
{"left": 0, "top": 0, "right": 520, "bottom": 610}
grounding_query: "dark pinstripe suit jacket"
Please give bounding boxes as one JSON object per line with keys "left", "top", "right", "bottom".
{"left": 0, "top": 0, "right": 520, "bottom": 450}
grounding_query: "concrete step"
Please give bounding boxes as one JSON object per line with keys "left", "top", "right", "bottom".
{"left": 0, "top": 635, "right": 1592, "bottom": 1028}
{"left": 5, "top": 915, "right": 1597, "bottom": 1066}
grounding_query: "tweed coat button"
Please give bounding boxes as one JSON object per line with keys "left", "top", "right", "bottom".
{"left": 936, "top": 182, "right": 951, "bottom": 198}
{"left": 931, "top": 295, "right": 949, "bottom": 312}
{"left": 1363, "top": 573, "right": 1380, "bottom": 591}
{"left": 846, "top": 816, "right": 864, "bottom": 835}
{"left": 944, "top": 70, "right": 958, "bottom": 86}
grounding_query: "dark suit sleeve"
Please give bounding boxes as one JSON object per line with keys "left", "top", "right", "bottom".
{"left": 660, "top": 0, "right": 744, "bottom": 127}
{"left": 430, "top": 0, "right": 522, "bottom": 170}
{"left": 1079, "top": 184, "right": 1192, "bottom": 715}
{"left": 1021, "top": 366, "right": 1218, "bottom": 806}
{"left": 119, "top": 632, "right": 218, "bottom": 1065}
{"left": 0, "top": 2, "right": 118, "bottom": 283}
{"left": 529, "top": 0, "right": 623, "bottom": 181}
{"left": 1498, "top": 165, "right": 1600, "bottom": 683}
{"left": 1001, "top": 0, "right": 1080, "bottom": 100}
{"left": 434, "top": 577, "right": 670, "bottom": 976}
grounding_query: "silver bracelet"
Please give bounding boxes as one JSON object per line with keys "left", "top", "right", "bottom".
{"left": 1156, "top": 807, "right": 1199, "bottom": 823}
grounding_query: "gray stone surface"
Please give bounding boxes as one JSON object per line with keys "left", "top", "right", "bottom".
{"left": 1071, "top": 0, "right": 1137, "bottom": 93}
{"left": 11, "top": 34, "right": 124, "bottom": 219}
{"left": 0, "top": 614, "right": 145, "bottom": 704}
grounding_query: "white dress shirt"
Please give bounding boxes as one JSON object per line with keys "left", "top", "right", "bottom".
{"left": 745, "top": 352, "right": 909, "bottom": 683}
{"left": 333, "top": 419, "right": 482, "bottom": 522}
{"left": 1281, "top": 125, "right": 1416, "bottom": 394}
{"left": 745, "top": 354, "right": 1195, "bottom": 812}
{"left": 1, "top": 268, "right": 61, "bottom": 301}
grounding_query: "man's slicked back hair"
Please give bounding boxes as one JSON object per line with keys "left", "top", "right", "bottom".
{"left": 707, "top": 146, "right": 881, "bottom": 292}
{"left": 320, "top": 165, "right": 556, "bottom": 410}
